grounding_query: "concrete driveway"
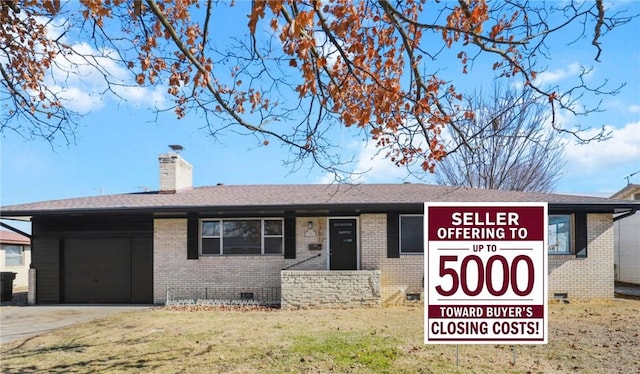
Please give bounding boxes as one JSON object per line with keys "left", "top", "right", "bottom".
{"left": 0, "top": 305, "right": 151, "bottom": 344}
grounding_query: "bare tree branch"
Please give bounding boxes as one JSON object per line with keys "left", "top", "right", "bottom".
{"left": 436, "top": 83, "right": 566, "bottom": 192}
{"left": 0, "top": 0, "right": 635, "bottom": 180}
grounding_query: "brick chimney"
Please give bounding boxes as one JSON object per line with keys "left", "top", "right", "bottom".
{"left": 159, "top": 148, "right": 193, "bottom": 193}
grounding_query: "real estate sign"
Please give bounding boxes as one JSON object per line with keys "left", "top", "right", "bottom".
{"left": 424, "top": 202, "right": 548, "bottom": 344}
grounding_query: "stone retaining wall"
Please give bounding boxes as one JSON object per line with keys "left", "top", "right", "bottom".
{"left": 281, "top": 270, "right": 381, "bottom": 309}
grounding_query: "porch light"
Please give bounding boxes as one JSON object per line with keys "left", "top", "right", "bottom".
{"left": 307, "top": 221, "right": 314, "bottom": 230}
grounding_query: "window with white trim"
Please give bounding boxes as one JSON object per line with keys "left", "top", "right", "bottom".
{"left": 548, "top": 214, "right": 573, "bottom": 254}
{"left": 3, "top": 245, "right": 25, "bottom": 266}
{"left": 400, "top": 215, "right": 424, "bottom": 254}
{"left": 201, "top": 219, "right": 283, "bottom": 255}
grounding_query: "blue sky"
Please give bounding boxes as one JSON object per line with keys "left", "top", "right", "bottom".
{"left": 1, "top": 2, "right": 639, "bottom": 214}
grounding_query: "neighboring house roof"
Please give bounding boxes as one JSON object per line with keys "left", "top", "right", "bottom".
{"left": 0, "top": 230, "right": 30, "bottom": 245}
{"left": 1, "top": 184, "right": 637, "bottom": 217}
{"left": 611, "top": 184, "right": 640, "bottom": 200}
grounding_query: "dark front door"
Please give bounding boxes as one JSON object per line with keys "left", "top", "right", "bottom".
{"left": 329, "top": 219, "right": 358, "bottom": 270}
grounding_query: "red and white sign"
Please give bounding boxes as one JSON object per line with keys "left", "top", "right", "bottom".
{"left": 424, "top": 202, "right": 548, "bottom": 344}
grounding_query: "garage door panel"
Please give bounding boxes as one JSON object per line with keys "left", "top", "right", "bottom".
{"left": 63, "top": 238, "right": 131, "bottom": 303}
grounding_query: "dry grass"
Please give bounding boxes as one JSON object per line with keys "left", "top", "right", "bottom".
{"left": 1, "top": 299, "right": 639, "bottom": 373}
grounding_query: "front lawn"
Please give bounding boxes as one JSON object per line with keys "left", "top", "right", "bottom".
{"left": 1, "top": 300, "right": 639, "bottom": 373}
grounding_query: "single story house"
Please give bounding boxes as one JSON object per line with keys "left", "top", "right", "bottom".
{"left": 0, "top": 229, "right": 31, "bottom": 289}
{"left": 1, "top": 152, "right": 637, "bottom": 307}
{"left": 611, "top": 184, "right": 640, "bottom": 284}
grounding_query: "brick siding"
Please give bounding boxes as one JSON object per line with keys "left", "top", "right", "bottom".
{"left": 154, "top": 213, "right": 614, "bottom": 305}
{"left": 359, "top": 214, "right": 424, "bottom": 305}
{"left": 548, "top": 213, "right": 614, "bottom": 299}
{"left": 154, "top": 217, "right": 328, "bottom": 304}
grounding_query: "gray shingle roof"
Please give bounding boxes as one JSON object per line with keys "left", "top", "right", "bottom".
{"left": 1, "top": 184, "right": 634, "bottom": 216}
